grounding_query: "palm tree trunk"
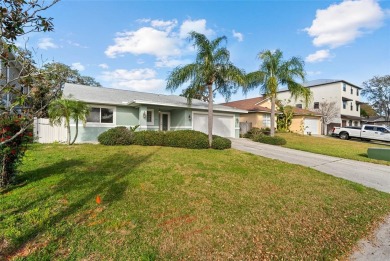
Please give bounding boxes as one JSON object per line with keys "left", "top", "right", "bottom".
{"left": 208, "top": 84, "right": 213, "bottom": 147}
{"left": 70, "top": 119, "right": 78, "bottom": 145}
{"left": 270, "top": 95, "right": 276, "bottom": 137}
{"left": 66, "top": 120, "right": 71, "bottom": 145}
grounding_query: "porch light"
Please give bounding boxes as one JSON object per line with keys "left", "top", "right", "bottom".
{"left": 143, "top": 111, "right": 147, "bottom": 119}
{"left": 188, "top": 114, "right": 192, "bottom": 121}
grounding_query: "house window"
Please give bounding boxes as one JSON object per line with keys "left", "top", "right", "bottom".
{"left": 146, "top": 110, "right": 154, "bottom": 125}
{"left": 296, "top": 104, "right": 302, "bottom": 109}
{"left": 313, "top": 102, "right": 319, "bottom": 109}
{"left": 263, "top": 114, "right": 271, "bottom": 127}
{"left": 87, "top": 107, "right": 114, "bottom": 123}
{"left": 350, "top": 103, "right": 353, "bottom": 111}
{"left": 348, "top": 120, "right": 352, "bottom": 126}
{"left": 350, "top": 87, "right": 353, "bottom": 95}
{"left": 343, "top": 83, "right": 346, "bottom": 92}
{"left": 342, "top": 101, "right": 347, "bottom": 109}
{"left": 356, "top": 104, "right": 359, "bottom": 111}
{"left": 357, "top": 89, "right": 359, "bottom": 96}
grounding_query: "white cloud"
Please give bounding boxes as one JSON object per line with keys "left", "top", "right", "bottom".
{"left": 155, "top": 58, "right": 192, "bottom": 68}
{"left": 105, "top": 27, "right": 181, "bottom": 58}
{"left": 71, "top": 62, "right": 85, "bottom": 71}
{"left": 305, "top": 0, "right": 386, "bottom": 48}
{"left": 67, "top": 40, "right": 87, "bottom": 48}
{"left": 99, "top": 68, "right": 165, "bottom": 92}
{"left": 150, "top": 19, "right": 178, "bottom": 32}
{"left": 37, "top": 38, "right": 58, "bottom": 50}
{"left": 306, "top": 71, "right": 322, "bottom": 76}
{"left": 179, "top": 19, "right": 214, "bottom": 39}
{"left": 98, "top": 63, "right": 109, "bottom": 69}
{"left": 305, "top": 49, "right": 331, "bottom": 63}
{"left": 232, "top": 30, "right": 244, "bottom": 42}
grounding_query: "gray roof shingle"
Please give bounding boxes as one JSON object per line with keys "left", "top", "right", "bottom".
{"left": 63, "top": 83, "right": 246, "bottom": 113}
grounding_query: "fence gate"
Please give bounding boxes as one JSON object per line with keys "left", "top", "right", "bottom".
{"left": 33, "top": 118, "right": 67, "bottom": 143}
{"left": 239, "top": 122, "right": 252, "bottom": 135}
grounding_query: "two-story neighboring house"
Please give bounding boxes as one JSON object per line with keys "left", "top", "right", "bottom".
{"left": 277, "top": 79, "right": 363, "bottom": 133}
{"left": 0, "top": 51, "right": 26, "bottom": 112}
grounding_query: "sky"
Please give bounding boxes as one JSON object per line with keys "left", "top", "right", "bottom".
{"left": 21, "top": 0, "right": 390, "bottom": 103}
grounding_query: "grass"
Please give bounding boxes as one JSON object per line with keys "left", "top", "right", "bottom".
{"left": 278, "top": 132, "right": 390, "bottom": 165}
{"left": 1, "top": 144, "right": 390, "bottom": 260}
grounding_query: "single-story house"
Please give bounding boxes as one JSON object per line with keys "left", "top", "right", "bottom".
{"left": 222, "top": 96, "right": 322, "bottom": 135}
{"left": 61, "top": 83, "right": 247, "bottom": 143}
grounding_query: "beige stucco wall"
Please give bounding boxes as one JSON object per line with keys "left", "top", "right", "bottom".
{"left": 239, "top": 112, "right": 274, "bottom": 129}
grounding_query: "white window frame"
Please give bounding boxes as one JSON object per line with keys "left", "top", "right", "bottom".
{"left": 263, "top": 114, "right": 271, "bottom": 128}
{"left": 146, "top": 109, "right": 154, "bottom": 125}
{"left": 86, "top": 105, "right": 116, "bottom": 126}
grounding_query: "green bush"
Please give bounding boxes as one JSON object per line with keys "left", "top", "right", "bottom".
{"left": 243, "top": 127, "right": 271, "bottom": 138}
{"left": 252, "top": 134, "right": 287, "bottom": 145}
{"left": 211, "top": 135, "right": 231, "bottom": 150}
{"left": 133, "top": 131, "right": 165, "bottom": 146}
{"left": 164, "top": 130, "right": 209, "bottom": 149}
{"left": 98, "top": 127, "right": 134, "bottom": 145}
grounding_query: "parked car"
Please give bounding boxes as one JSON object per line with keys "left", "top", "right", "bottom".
{"left": 331, "top": 125, "right": 390, "bottom": 142}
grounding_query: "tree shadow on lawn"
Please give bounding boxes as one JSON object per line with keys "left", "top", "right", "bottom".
{"left": 2, "top": 147, "right": 160, "bottom": 259}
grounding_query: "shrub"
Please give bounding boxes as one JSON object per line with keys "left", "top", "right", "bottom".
{"left": 211, "top": 135, "right": 231, "bottom": 150}
{"left": 164, "top": 130, "right": 209, "bottom": 149}
{"left": 133, "top": 131, "right": 165, "bottom": 146}
{"left": 252, "top": 134, "right": 287, "bottom": 145}
{"left": 98, "top": 127, "right": 134, "bottom": 145}
{"left": 1, "top": 115, "right": 33, "bottom": 187}
{"left": 243, "top": 127, "right": 271, "bottom": 138}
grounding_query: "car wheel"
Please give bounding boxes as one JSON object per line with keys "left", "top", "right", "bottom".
{"left": 340, "top": 132, "right": 349, "bottom": 140}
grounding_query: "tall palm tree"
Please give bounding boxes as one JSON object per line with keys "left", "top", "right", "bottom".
{"left": 167, "top": 31, "right": 245, "bottom": 146}
{"left": 246, "top": 49, "right": 311, "bottom": 136}
{"left": 48, "top": 98, "right": 89, "bottom": 145}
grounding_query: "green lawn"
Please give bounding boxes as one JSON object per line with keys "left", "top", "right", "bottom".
{"left": 278, "top": 133, "right": 390, "bottom": 165}
{"left": 1, "top": 144, "right": 390, "bottom": 260}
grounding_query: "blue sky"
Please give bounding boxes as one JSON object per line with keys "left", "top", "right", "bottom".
{"left": 23, "top": 0, "right": 390, "bottom": 102}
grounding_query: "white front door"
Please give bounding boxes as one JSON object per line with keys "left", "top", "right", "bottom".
{"left": 160, "top": 112, "right": 170, "bottom": 131}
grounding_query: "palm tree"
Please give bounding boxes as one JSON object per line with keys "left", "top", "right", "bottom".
{"left": 246, "top": 49, "right": 311, "bottom": 136}
{"left": 48, "top": 98, "right": 89, "bottom": 145}
{"left": 167, "top": 31, "right": 245, "bottom": 146}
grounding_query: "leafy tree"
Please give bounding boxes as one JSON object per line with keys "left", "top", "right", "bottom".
{"left": 245, "top": 49, "right": 311, "bottom": 136}
{"left": 277, "top": 105, "right": 294, "bottom": 131}
{"left": 360, "top": 104, "right": 377, "bottom": 118}
{"left": 361, "top": 75, "right": 390, "bottom": 121}
{"left": 314, "top": 101, "right": 339, "bottom": 135}
{"left": 48, "top": 98, "right": 90, "bottom": 145}
{"left": 166, "top": 31, "right": 245, "bottom": 146}
{"left": 30, "top": 62, "right": 101, "bottom": 117}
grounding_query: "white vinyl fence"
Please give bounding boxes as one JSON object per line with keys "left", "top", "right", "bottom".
{"left": 33, "top": 118, "right": 67, "bottom": 143}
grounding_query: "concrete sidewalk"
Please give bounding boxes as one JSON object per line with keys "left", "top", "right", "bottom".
{"left": 231, "top": 138, "right": 390, "bottom": 193}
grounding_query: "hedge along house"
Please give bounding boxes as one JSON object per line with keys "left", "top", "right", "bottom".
{"left": 61, "top": 83, "right": 246, "bottom": 143}
{"left": 222, "top": 96, "right": 322, "bottom": 135}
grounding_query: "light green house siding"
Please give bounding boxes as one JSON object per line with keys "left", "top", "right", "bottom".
{"left": 170, "top": 109, "right": 192, "bottom": 130}
{"left": 116, "top": 106, "right": 139, "bottom": 126}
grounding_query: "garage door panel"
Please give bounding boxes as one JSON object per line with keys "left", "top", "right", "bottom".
{"left": 304, "top": 118, "right": 319, "bottom": 135}
{"left": 193, "top": 113, "right": 234, "bottom": 137}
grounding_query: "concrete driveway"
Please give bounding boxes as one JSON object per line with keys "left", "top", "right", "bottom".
{"left": 231, "top": 138, "right": 390, "bottom": 193}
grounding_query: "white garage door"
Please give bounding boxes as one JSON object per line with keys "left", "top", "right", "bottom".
{"left": 304, "top": 118, "right": 319, "bottom": 135}
{"left": 193, "top": 113, "right": 234, "bottom": 138}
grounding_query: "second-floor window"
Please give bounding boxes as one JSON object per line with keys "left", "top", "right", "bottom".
{"left": 356, "top": 104, "right": 359, "bottom": 111}
{"left": 342, "top": 101, "right": 347, "bottom": 109}
{"left": 357, "top": 89, "right": 359, "bottom": 96}
{"left": 343, "top": 83, "right": 346, "bottom": 92}
{"left": 350, "top": 87, "right": 353, "bottom": 95}
{"left": 296, "top": 104, "right": 302, "bottom": 109}
{"left": 313, "top": 102, "right": 319, "bottom": 109}
{"left": 350, "top": 103, "right": 353, "bottom": 111}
